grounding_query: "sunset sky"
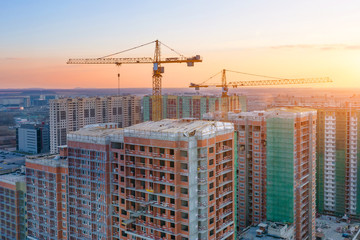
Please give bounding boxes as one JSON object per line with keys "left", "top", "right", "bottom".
{"left": 1, "top": 1, "right": 360, "bottom": 89}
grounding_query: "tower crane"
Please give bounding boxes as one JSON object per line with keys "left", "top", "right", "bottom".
{"left": 190, "top": 69, "right": 332, "bottom": 118}
{"left": 67, "top": 40, "right": 202, "bottom": 121}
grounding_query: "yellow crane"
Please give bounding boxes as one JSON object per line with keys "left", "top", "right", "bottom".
{"left": 190, "top": 69, "right": 332, "bottom": 118}
{"left": 67, "top": 40, "right": 202, "bottom": 121}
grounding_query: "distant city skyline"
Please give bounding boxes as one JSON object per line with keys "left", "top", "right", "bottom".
{"left": 1, "top": 1, "right": 360, "bottom": 89}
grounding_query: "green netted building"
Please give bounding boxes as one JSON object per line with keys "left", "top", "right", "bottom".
{"left": 316, "top": 107, "right": 360, "bottom": 219}
{"left": 142, "top": 95, "right": 247, "bottom": 121}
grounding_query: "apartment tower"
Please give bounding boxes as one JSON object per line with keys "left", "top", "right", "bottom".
{"left": 228, "top": 111, "right": 267, "bottom": 231}
{"left": 266, "top": 108, "right": 316, "bottom": 240}
{"left": 143, "top": 95, "right": 247, "bottom": 121}
{"left": 316, "top": 106, "right": 360, "bottom": 219}
{"left": 65, "top": 119, "right": 235, "bottom": 240}
{"left": 0, "top": 174, "right": 26, "bottom": 240}
{"left": 49, "top": 96, "right": 141, "bottom": 153}
{"left": 26, "top": 153, "right": 68, "bottom": 240}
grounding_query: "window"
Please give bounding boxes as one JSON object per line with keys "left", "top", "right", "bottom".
{"left": 181, "top": 225, "right": 188, "bottom": 232}
{"left": 170, "top": 162, "right": 174, "bottom": 168}
{"left": 181, "top": 176, "right": 188, "bottom": 182}
{"left": 209, "top": 147, "right": 214, "bottom": 153}
{"left": 210, "top": 230, "right": 214, "bottom": 236}
{"left": 209, "top": 171, "right": 214, "bottom": 178}
{"left": 121, "top": 210, "right": 127, "bottom": 215}
{"left": 140, "top": 146, "right": 145, "bottom": 152}
{"left": 210, "top": 218, "right": 214, "bottom": 224}
{"left": 160, "top": 148, "right": 165, "bottom": 154}
{"left": 180, "top": 163, "right": 188, "bottom": 170}
{"left": 170, "top": 149, "right": 174, "bottom": 155}
{"left": 181, "top": 188, "right": 188, "bottom": 195}
{"left": 111, "top": 142, "right": 123, "bottom": 149}
{"left": 209, "top": 159, "right": 214, "bottom": 165}
{"left": 210, "top": 206, "right": 214, "bottom": 212}
{"left": 149, "top": 147, "right": 153, "bottom": 152}
{"left": 209, "top": 194, "right": 214, "bottom": 201}
{"left": 180, "top": 150, "right": 188, "bottom": 157}
{"left": 210, "top": 183, "right": 214, "bottom": 189}
{"left": 181, "top": 200, "right": 188, "bottom": 207}
{"left": 181, "top": 212, "right": 188, "bottom": 219}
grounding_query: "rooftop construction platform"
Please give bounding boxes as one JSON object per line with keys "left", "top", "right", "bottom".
{"left": 26, "top": 154, "right": 68, "bottom": 168}
{"left": 0, "top": 174, "right": 25, "bottom": 185}
{"left": 68, "top": 119, "right": 234, "bottom": 143}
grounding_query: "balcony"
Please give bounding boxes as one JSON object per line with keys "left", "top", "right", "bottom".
{"left": 216, "top": 156, "right": 232, "bottom": 165}
{"left": 216, "top": 187, "right": 232, "bottom": 199}
{"left": 216, "top": 219, "right": 233, "bottom": 233}
{"left": 216, "top": 145, "right": 232, "bottom": 154}
{"left": 216, "top": 208, "right": 232, "bottom": 221}
{"left": 198, "top": 178, "right": 207, "bottom": 185}
{"left": 217, "top": 198, "right": 233, "bottom": 209}
{"left": 216, "top": 166, "right": 233, "bottom": 177}
{"left": 217, "top": 228, "right": 234, "bottom": 240}
{"left": 198, "top": 190, "right": 207, "bottom": 197}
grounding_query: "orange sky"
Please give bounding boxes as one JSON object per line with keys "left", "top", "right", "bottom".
{"left": 0, "top": 46, "right": 357, "bottom": 89}
{"left": 1, "top": 1, "right": 360, "bottom": 89}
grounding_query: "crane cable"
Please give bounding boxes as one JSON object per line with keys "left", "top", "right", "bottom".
{"left": 99, "top": 40, "right": 187, "bottom": 60}
{"left": 198, "top": 71, "right": 222, "bottom": 85}
{"left": 225, "top": 69, "right": 290, "bottom": 82}
{"left": 99, "top": 40, "right": 156, "bottom": 59}
{"left": 159, "top": 41, "right": 186, "bottom": 58}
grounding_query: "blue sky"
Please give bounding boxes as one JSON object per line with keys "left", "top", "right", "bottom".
{"left": 1, "top": 1, "right": 360, "bottom": 88}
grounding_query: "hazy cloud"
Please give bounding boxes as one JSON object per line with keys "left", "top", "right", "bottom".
{"left": 269, "top": 44, "right": 360, "bottom": 51}
{"left": 2, "top": 57, "right": 26, "bottom": 61}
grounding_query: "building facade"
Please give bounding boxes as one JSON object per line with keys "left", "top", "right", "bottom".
{"left": 26, "top": 154, "right": 68, "bottom": 240}
{"left": 0, "top": 174, "right": 26, "bottom": 240}
{"left": 316, "top": 106, "right": 360, "bottom": 219}
{"left": 143, "top": 95, "right": 247, "bottom": 121}
{"left": 223, "top": 108, "right": 316, "bottom": 240}
{"left": 65, "top": 119, "right": 236, "bottom": 240}
{"left": 49, "top": 96, "right": 141, "bottom": 153}
{"left": 266, "top": 108, "right": 316, "bottom": 240}
{"left": 228, "top": 112, "right": 267, "bottom": 231}
{"left": 16, "top": 123, "right": 50, "bottom": 154}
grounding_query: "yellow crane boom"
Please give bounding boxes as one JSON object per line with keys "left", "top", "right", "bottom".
{"left": 67, "top": 40, "right": 202, "bottom": 121}
{"left": 190, "top": 69, "right": 332, "bottom": 118}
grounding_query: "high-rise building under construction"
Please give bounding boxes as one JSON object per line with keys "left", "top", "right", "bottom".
{"left": 49, "top": 96, "right": 141, "bottom": 153}
{"left": 227, "top": 108, "right": 316, "bottom": 240}
{"left": 143, "top": 95, "right": 247, "bottom": 121}
{"left": 316, "top": 106, "right": 360, "bottom": 219}
{"left": 62, "top": 119, "right": 236, "bottom": 240}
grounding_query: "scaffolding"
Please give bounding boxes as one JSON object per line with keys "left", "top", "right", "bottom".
{"left": 266, "top": 117, "right": 295, "bottom": 223}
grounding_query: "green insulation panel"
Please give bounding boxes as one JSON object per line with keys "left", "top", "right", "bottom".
{"left": 143, "top": 96, "right": 150, "bottom": 121}
{"left": 316, "top": 110, "right": 325, "bottom": 213}
{"left": 335, "top": 111, "right": 346, "bottom": 215}
{"left": 357, "top": 111, "right": 360, "bottom": 216}
{"left": 234, "top": 131, "right": 238, "bottom": 238}
{"left": 266, "top": 117, "right": 295, "bottom": 223}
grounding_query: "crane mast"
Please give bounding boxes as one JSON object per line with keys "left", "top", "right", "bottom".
{"left": 67, "top": 40, "right": 202, "bottom": 121}
{"left": 152, "top": 40, "right": 162, "bottom": 121}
